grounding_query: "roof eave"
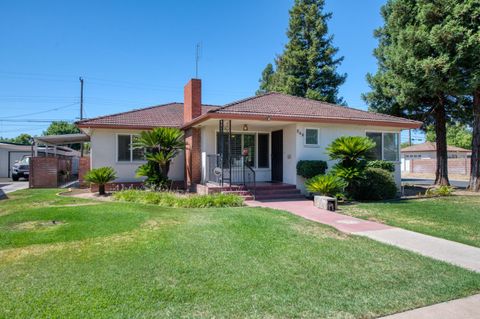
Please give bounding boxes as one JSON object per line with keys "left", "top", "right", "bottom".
{"left": 181, "top": 113, "right": 423, "bottom": 130}
{"left": 76, "top": 123, "right": 181, "bottom": 130}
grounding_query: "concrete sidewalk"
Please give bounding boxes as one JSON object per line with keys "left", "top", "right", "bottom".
{"left": 357, "top": 228, "right": 480, "bottom": 272}
{"left": 247, "top": 199, "right": 480, "bottom": 272}
{"left": 381, "top": 294, "right": 480, "bottom": 319}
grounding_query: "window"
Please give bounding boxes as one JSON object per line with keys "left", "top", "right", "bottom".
{"left": 216, "top": 132, "right": 270, "bottom": 169}
{"left": 117, "top": 134, "right": 145, "bottom": 162}
{"left": 258, "top": 133, "right": 269, "bottom": 168}
{"left": 217, "top": 133, "right": 242, "bottom": 167}
{"left": 366, "top": 132, "right": 400, "bottom": 161}
{"left": 243, "top": 134, "right": 255, "bottom": 167}
{"left": 117, "top": 135, "right": 131, "bottom": 161}
{"left": 366, "top": 132, "right": 382, "bottom": 160}
{"left": 383, "top": 133, "right": 399, "bottom": 161}
{"left": 305, "top": 128, "right": 319, "bottom": 146}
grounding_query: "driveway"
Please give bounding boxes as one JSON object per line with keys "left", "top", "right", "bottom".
{"left": 402, "top": 178, "right": 469, "bottom": 188}
{"left": 0, "top": 178, "right": 29, "bottom": 198}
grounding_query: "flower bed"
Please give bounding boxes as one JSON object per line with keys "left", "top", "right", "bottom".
{"left": 113, "top": 189, "right": 244, "bottom": 208}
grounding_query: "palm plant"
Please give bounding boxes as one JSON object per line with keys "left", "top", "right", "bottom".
{"left": 305, "top": 174, "right": 347, "bottom": 197}
{"left": 326, "top": 136, "right": 376, "bottom": 168}
{"left": 326, "top": 136, "right": 376, "bottom": 196}
{"left": 133, "top": 128, "right": 185, "bottom": 187}
{"left": 84, "top": 167, "right": 117, "bottom": 195}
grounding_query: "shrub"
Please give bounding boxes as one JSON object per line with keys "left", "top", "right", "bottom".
{"left": 113, "top": 190, "right": 244, "bottom": 208}
{"left": 366, "top": 160, "right": 395, "bottom": 173}
{"left": 305, "top": 174, "right": 347, "bottom": 197}
{"left": 84, "top": 167, "right": 117, "bottom": 195}
{"left": 425, "top": 185, "right": 453, "bottom": 197}
{"left": 296, "top": 160, "right": 328, "bottom": 179}
{"left": 326, "top": 136, "right": 376, "bottom": 196}
{"left": 350, "top": 168, "right": 397, "bottom": 201}
{"left": 326, "top": 136, "right": 376, "bottom": 168}
{"left": 134, "top": 127, "right": 185, "bottom": 188}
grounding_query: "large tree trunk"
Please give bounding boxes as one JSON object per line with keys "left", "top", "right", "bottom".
{"left": 434, "top": 100, "right": 450, "bottom": 186}
{"left": 469, "top": 88, "right": 480, "bottom": 191}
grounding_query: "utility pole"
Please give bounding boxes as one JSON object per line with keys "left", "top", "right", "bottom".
{"left": 79, "top": 77, "right": 84, "bottom": 156}
{"left": 79, "top": 77, "right": 84, "bottom": 120}
{"left": 409, "top": 129, "right": 412, "bottom": 146}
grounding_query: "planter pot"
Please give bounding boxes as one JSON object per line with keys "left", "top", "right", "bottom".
{"left": 314, "top": 195, "right": 337, "bottom": 212}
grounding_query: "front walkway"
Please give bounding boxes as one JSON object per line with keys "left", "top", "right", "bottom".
{"left": 0, "top": 179, "right": 29, "bottom": 199}
{"left": 247, "top": 199, "right": 480, "bottom": 273}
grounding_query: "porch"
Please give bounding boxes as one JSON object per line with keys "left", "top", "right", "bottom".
{"left": 192, "top": 118, "right": 304, "bottom": 200}
{"left": 195, "top": 181, "right": 304, "bottom": 201}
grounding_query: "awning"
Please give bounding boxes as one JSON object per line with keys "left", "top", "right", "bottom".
{"left": 34, "top": 133, "right": 90, "bottom": 145}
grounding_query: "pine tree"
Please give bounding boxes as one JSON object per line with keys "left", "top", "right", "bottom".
{"left": 256, "top": 63, "right": 275, "bottom": 95}
{"left": 452, "top": 0, "right": 480, "bottom": 191}
{"left": 258, "top": 0, "right": 346, "bottom": 104}
{"left": 364, "top": 0, "right": 475, "bottom": 186}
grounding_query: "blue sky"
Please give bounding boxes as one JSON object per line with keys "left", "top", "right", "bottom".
{"left": 0, "top": 0, "right": 423, "bottom": 142}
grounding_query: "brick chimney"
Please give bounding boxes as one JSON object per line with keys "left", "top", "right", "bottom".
{"left": 184, "top": 79, "right": 202, "bottom": 190}
{"left": 184, "top": 79, "right": 202, "bottom": 124}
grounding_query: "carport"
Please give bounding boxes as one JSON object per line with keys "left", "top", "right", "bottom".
{"left": 30, "top": 134, "right": 90, "bottom": 188}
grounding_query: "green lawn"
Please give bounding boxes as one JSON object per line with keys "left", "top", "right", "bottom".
{"left": 341, "top": 196, "right": 480, "bottom": 248}
{"left": 1, "top": 189, "right": 480, "bottom": 318}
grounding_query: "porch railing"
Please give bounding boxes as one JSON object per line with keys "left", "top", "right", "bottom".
{"left": 244, "top": 161, "right": 256, "bottom": 199}
{"left": 206, "top": 154, "right": 256, "bottom": 197}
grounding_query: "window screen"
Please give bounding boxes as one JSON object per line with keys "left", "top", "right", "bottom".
{"left": 383, "top": 133, "right": 399, "bottom": 161}
{"left": 117, "top": 135, "right": 131, "bottom": 161}
{"left": 366, "top": 132, "right": 382, "bottom": 160}
{"left": 243, "top": 134, "right": 255, "bottom": 167}
{"left": 258, "top": 133, "right": 269, "bottom": 168}
{"left": 131, "top": 135, "right": 145, "bottom": 161}
{"left": 305, "top": 129, "right": 318, "bottom": 145}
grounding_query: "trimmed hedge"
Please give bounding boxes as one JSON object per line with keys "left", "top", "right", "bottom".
{"left": 113, "top": 190, "right": 244, "bottom": 208}
{"left": 366, "top": 160, "right": 395, "bottom": 173}
{"left": 296, "top": 160, "right": 328, "bottom": 179}
{"left": 350, "top": 168, "right": 397, "bottom": 200}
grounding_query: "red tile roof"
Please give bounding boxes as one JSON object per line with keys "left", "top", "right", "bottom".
{"left": 402, "top": 142, "right": 471, "bottom": 153}
{"left": 206, "top": 93, "right": 421, "bottom": 127}
{"left": 77, "top": 92, "right": 422, "bottom": 130}
{"left": 76, "top": 103, "right": 219, "bottom": 129}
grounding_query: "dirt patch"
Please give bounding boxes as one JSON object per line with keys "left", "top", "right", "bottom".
{"left": 59, "top": 189, "right": 113, "bottom": 202}
{"left": 141, "top": 218, "right": 181, "bottom": 230}
{"left": 292, "top": 223, "right": 348, "bottom": 240}
{"left": 10, "top": 220, "right": 66, "bottom": 231}
{"left": 48, "top": 203, "right": 100, "bottom": 208}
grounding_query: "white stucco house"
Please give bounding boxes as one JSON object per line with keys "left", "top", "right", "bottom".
{"left": 76, "top": 79, "right": 421, "bottom": 199}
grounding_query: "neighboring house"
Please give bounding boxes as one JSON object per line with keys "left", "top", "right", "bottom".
{"left": 401, "top": 142, "right": 471, "bottom": 160}
{"left": 76, "top": 79, "right": 421, "bottom": 195}
{"left": 0, "top": 142, "right": 32, "bottom": 178}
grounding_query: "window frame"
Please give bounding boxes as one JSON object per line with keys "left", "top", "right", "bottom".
{"left": 365, "top": 131, "right": 400, "bottom": 162}
{"left": 304, "top": 127, "right": 320, "bottom": 147}
{"left": 215, "top": 131, "right": 271, "bottom": 170}
{"left": 116, "top": 133, "right": 146, "bottom": 163}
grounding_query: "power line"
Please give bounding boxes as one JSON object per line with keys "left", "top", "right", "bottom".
{"left": 0, "top": 127, "right": 46, "bottom": 134}
{"left": 0, "top": 119, "right": 74, "bottom": 123}
{"left": 0, "top": 102, "right": 79, "bottom": 119}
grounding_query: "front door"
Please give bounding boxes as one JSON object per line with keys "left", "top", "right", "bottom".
{"left": 271, "top": 130, "right": 283, "bottom": 182}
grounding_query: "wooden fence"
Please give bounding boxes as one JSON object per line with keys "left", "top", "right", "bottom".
{"left": 402, "top": 158, "right": 471, "bottom": 175}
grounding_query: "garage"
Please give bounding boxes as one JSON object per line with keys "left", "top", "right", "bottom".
{"left": 0, "top": 142, "right": 31, "bottom": 178}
